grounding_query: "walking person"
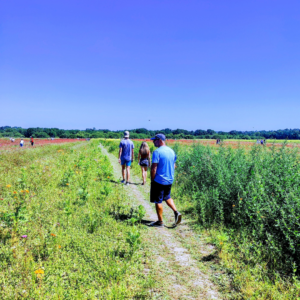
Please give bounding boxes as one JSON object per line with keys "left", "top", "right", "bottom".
{"left": 138, "top": 142, "right": 151, "bottom": 185}
{"left": 30, "top": 136, "right": 34, "bottom": 146}
{"left": 149, "top": 134, "right": 182, "bottom": 227}
{"left": 118, "top": 131, "right": 134, "bottom": 185}
{"left": 20, "top": 139, "right": 24, "bottom": 147}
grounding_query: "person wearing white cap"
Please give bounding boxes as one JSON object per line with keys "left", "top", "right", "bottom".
{"left": 118, "top": 131, "right": 134, "bottom": 185}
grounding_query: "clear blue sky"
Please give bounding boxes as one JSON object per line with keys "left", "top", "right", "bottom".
{"left": 1, "top": 0, "right": 299, "bottom": 131}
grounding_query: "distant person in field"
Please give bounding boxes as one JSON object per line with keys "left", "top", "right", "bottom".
{"left": 261, "top": 139, "right": 264, "bottom": 145}
{"left": 118, "top": 131, "right": 134, "bottom": 185}
{"left": 20, "top": 139, "right": 24, "bottom": 147}
{"left": 149, "top": 133, "right": 181, "bottom": 228}
{"left": 30, "top": 136, "right": 34, "bottom": 146}
{"left": 138, "top": 142, "right": 151, "bottom": 185}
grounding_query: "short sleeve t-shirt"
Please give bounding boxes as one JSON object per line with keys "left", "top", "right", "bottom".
{"left": 152, "top": 146, "right": 177, "bottom": 185}
{"left": 119, "top": 139, "right": 134, "bottom": 161}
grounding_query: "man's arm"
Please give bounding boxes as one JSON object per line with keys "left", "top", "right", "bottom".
{"left": 118, "top": 148, "right": 122, "bottom": 163}
{"left": 151, "top": 163, "right": 158, "bottom": 181}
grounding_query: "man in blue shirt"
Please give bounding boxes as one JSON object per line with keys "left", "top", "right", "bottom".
{"left": 119, "top": 131, "right": 134, "bottom": 185}
{"left": 149, "top": 134, "right": 182, "bottom": 227}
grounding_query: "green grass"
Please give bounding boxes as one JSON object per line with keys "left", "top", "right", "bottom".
{"left": 0, "top": 140, "right": 152, "bottom": 299}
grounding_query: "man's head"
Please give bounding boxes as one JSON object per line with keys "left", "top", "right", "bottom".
{"left": 150, "top": 133, "right": 166, "bottom": 147}
{"left": 124, "top": 131, "right": 130, "bottom": 139}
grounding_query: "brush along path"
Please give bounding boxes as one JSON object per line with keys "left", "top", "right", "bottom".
{"left": 100, "top": 144, "right": 221, "bottom": 300}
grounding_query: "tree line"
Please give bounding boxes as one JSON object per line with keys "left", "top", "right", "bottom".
{"left": 1, "top": 126, "right": 300, "bottom": 140}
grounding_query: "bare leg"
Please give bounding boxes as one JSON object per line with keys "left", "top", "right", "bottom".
{"left": 126, "top": 166, "right": 130, "bottom": 182}
{"left": 144, "top": 167, "right": 148, "bottom": 184}
{"left": 166, "top": 198, "right": 177, "bottom": 212}
{"left": 121, "top": 165, "right": 126, "bottom": 181}
{"left": 155, "top": 203, "right": 163, "bottom": 222}
{"left": 140, "top": 166, "right": 144, "bottom": 183}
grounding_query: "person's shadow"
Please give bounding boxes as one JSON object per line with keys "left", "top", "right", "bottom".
{"left": 141, "top": 219, "right": 177, "bottom": 229}
{"left": 98, "top": 179, "right": 143, "bottom": 186}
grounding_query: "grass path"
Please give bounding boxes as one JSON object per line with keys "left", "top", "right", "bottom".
{"left": 100, "top": 144, "right": 222, "bottom": 300}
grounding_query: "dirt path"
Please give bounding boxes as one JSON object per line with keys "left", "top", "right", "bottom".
{"left": 100, "top": 144, "right": 222, "bottom": 300}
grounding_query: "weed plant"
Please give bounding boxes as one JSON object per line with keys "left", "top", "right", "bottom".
{"left": 0, "top": 140, "right": 152, "bottom": 299}
{"left": 173, "top": 142, "right": 300, "bottom": 298}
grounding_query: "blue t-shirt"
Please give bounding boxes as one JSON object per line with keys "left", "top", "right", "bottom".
{"left": 152, "top": 146, "right": 177, "bottom": 185}
{"left": 119, "top": 139, "right": 134, "bottom": 161}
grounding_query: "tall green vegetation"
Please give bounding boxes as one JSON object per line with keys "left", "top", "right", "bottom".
{"left": 173, "top": 142, "right": 300, "bottom": 298}
{"left": 176, "top": 143, "right": 300, "bottom": 273}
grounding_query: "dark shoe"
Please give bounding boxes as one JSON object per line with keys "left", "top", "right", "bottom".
{"left": 148, "top": 221, "right": 164, "bottom": 228}
{"left": 174, "top": 211, "right": 182, "bottom": 225}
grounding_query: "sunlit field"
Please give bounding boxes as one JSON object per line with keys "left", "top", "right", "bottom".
{"left": 0, "top": 138, "right": 84, "bottom": 152}
{"left": 102, "top": 138, "right": 300, "bottom": 299}
{"left": 0, "top": 140, "right": 151, "bottom": 299}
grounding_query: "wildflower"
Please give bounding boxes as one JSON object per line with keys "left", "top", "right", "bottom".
{"left": 74, "top": 165, "right": 77, "bottom": 167}
{"left": 94, "top": 179, "right": 97, "bottom": 181}
{"left": 232, "top": 205, "right": 235, "bottom": 207}
{"left": 66, "top": 183, "right": 69, "bottom": 186}
{"left": 6, "top": 185, "right": 11, "bottom": 188}
{"left": 13, "top": 191, "right": 17, "bottom": 194}
{"left": 0, "top": 198, "right": 3, "bottom": 200}
{"left": 240, "top": 198, "right": 243, "bottom": 201}
{"left": 21, "top": 235, "right": 27, "bottom": 238}
{"left": 21, "top": 190, "right": 24, "bottom": 193}
{"left": 34, "top": 269, "right": 44, "bottom": 274}
{"left": 51, "top": 233, "right": 56, "bottom": 237}
{"left": 58, "top": 245, "right": 61, "bottom": 249}
{"left": 220, "top": 242, "right": 223, "bottom": 245}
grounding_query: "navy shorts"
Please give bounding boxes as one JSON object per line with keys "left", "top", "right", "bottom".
{"left": 150, "top": 181, "right": 172, "bottom": 204}
{"left": 139, "top": 158, "right": 149, "bottom": 167}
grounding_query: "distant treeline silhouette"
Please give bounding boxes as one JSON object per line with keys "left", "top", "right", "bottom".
{"left": 1, "top": 126, "right": 300, "bottom": 140}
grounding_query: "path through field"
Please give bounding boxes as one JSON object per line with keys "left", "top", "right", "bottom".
{"left": 100, "top": 144, "right": 221, "bottom": 300}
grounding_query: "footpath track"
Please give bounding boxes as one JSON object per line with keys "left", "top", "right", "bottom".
{"left": 100, "top": 144, "right": 221, "bottom": 300}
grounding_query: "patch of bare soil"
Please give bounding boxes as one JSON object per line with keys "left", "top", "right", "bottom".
{"left": 100, "top": 145, "right": 222, "bottom": 299}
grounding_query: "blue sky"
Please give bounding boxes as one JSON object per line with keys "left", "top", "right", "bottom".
{"left": 1, "top": 0, "right": 299, "bottom": 131}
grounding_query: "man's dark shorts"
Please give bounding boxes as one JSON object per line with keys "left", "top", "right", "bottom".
{"left": 150, "top": 181, "right": 172, "bottom": 204}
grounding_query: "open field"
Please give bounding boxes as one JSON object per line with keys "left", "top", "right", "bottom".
{"left": 0, "top": 140, "right": 152, "bottom": 299}
{"left": 2, "top": 137, "right": 300, "bottom": 299}
{"left": 102, "top": 138, "right": 300, "bottom": 299}
{"left": 132, "top": 138, "right": 300, "bottom": 149}
{"left": 0, "top": 138, "right": 84, "bottom": 152}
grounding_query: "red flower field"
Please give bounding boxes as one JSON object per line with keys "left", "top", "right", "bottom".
{"left": 0, "top": 138, "right": 84, "bottom": 151}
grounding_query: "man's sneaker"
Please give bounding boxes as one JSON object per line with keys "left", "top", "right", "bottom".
{"left": 174, "top": 211, "right": 182, "bottom": 225}
{"left": 148, "top": 221, "right": 164, "bottom": 228}
{"left": 121, "top": 179, "right": 125, "bottom": 184}
{"left": 126, "top": 182, "right": 130, "bottom": 186}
